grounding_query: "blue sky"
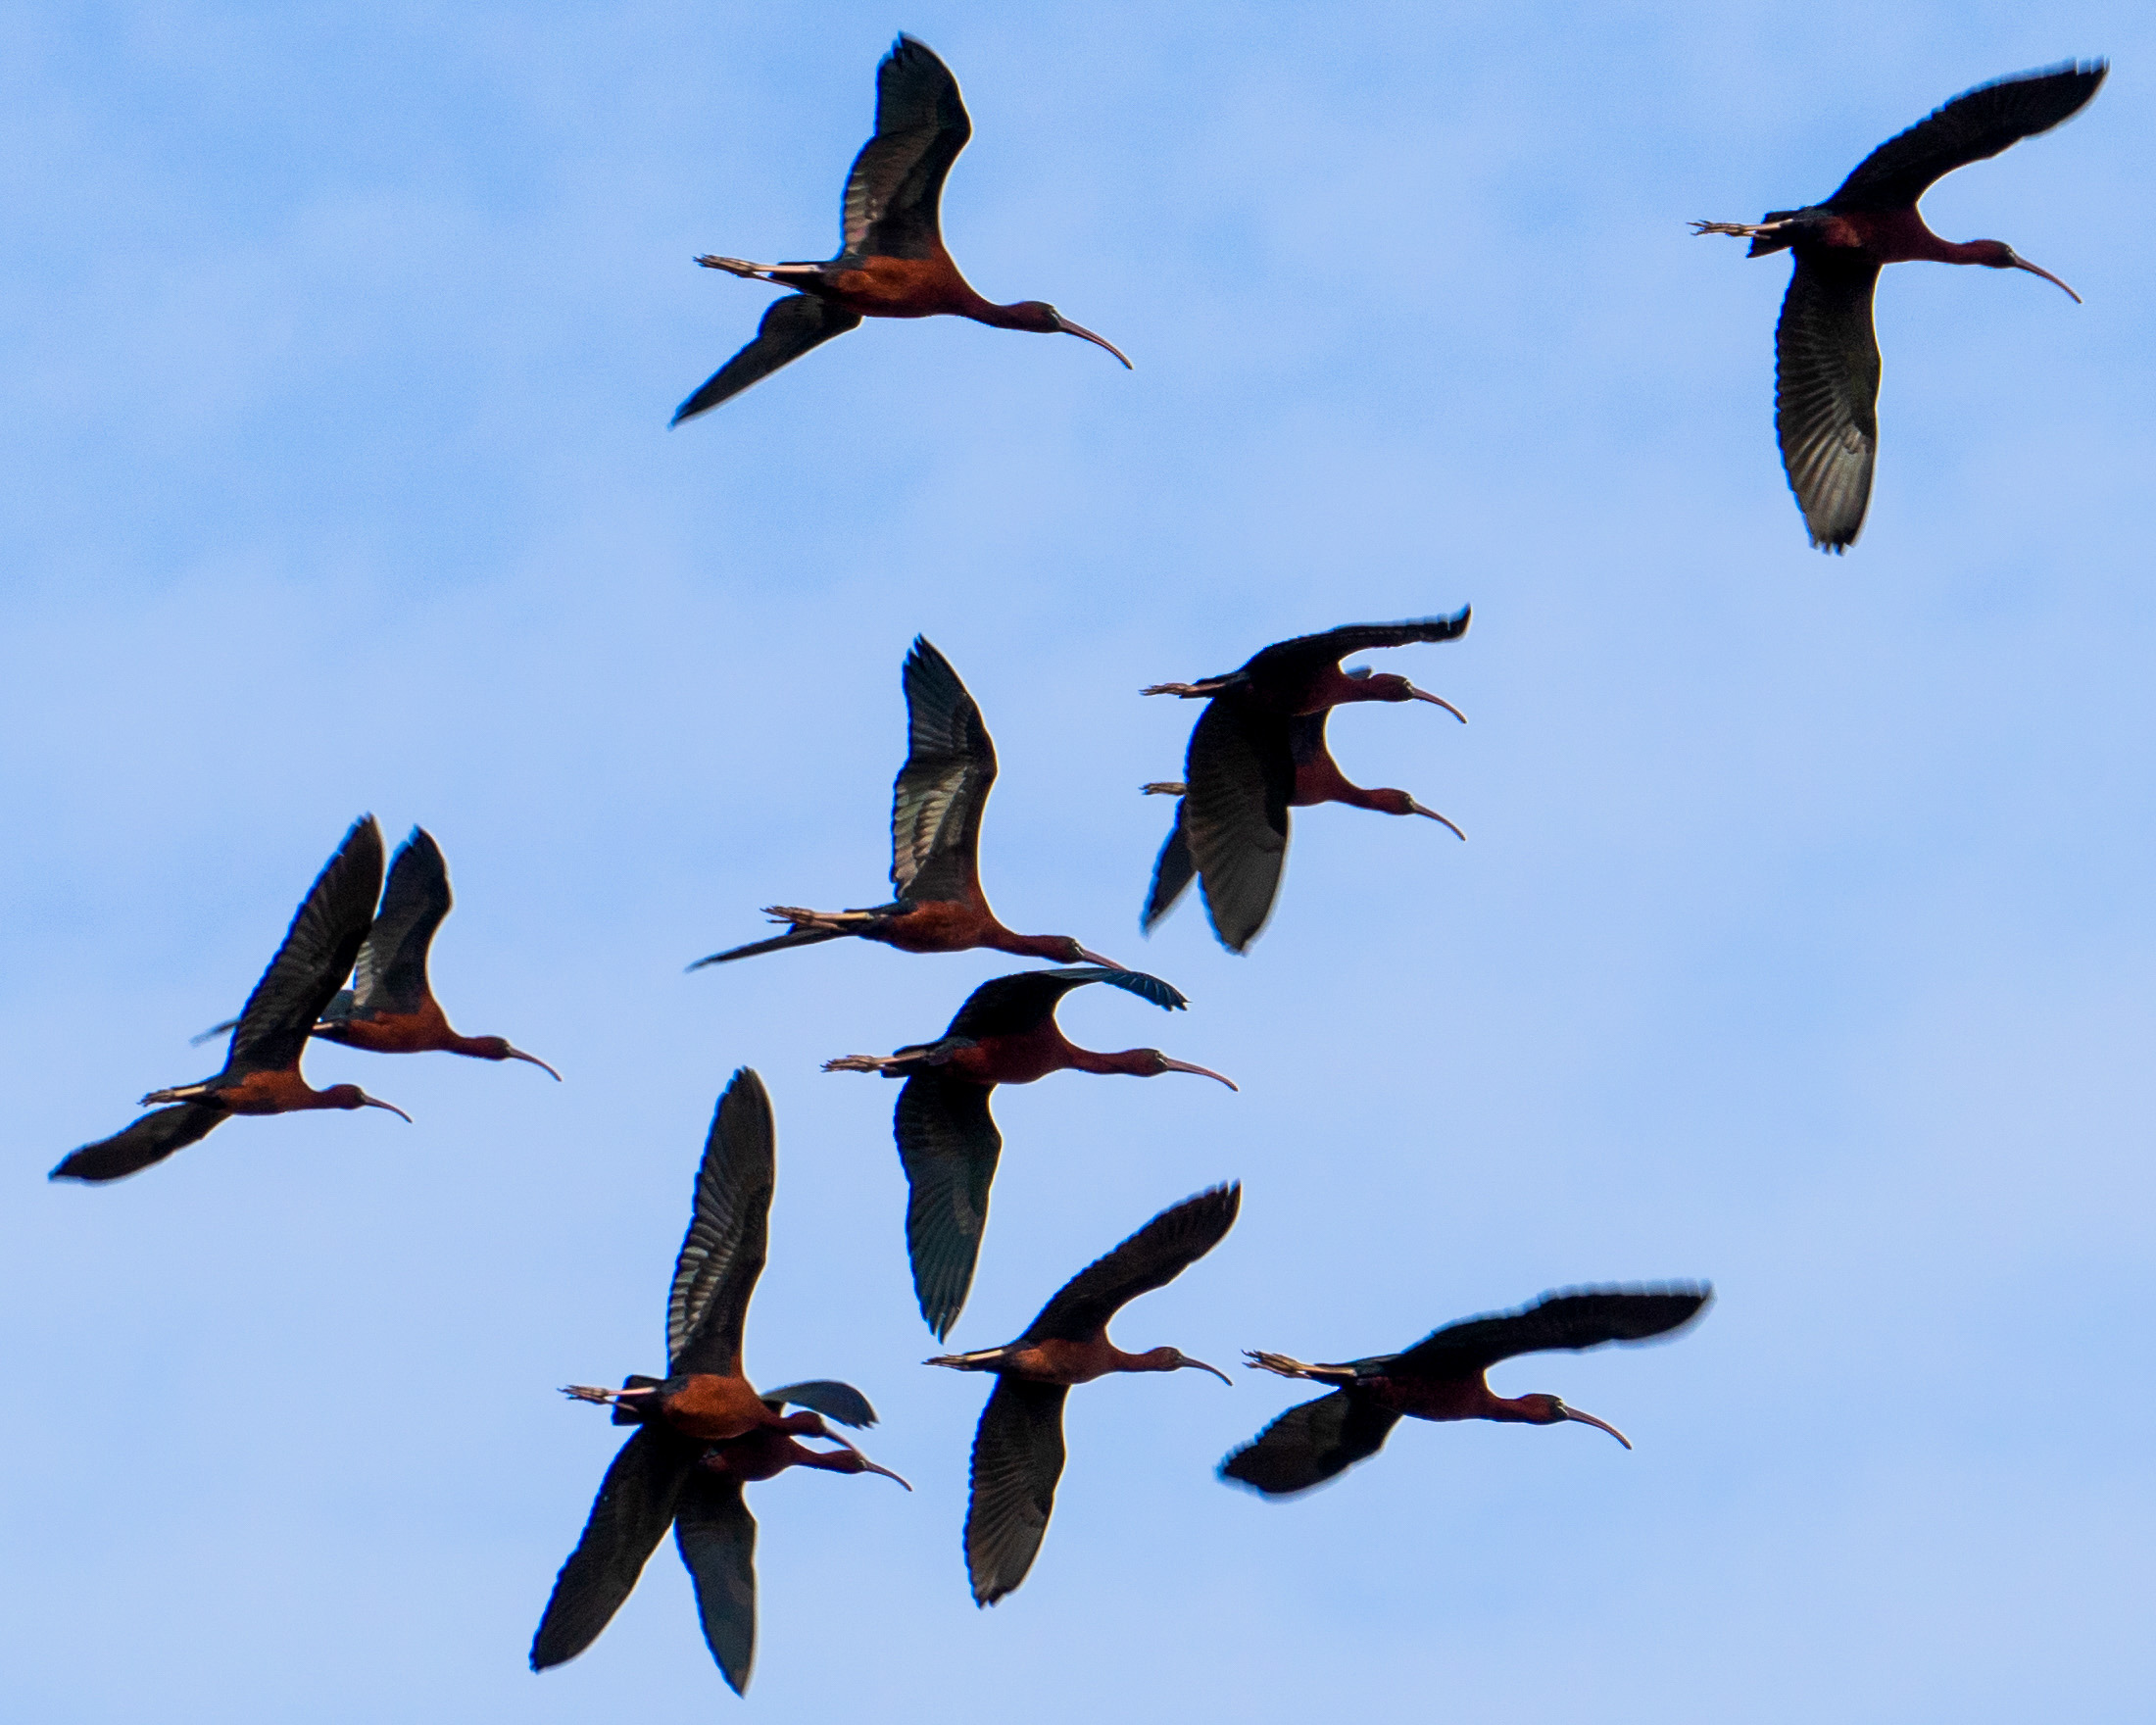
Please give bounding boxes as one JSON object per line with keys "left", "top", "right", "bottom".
{"left": 3, "top": 2, "right": 2151, "bottom": 1719}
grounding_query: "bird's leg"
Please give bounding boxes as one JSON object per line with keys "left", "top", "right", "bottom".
{"left": 1141, "top": 680, "right": 1232, "bottom": 699}
{"left": 922, "top": 1346, "right": 1013, "bottom": 1372}
{"left": 562, "top": 1384, "right": 625, "bottom": 1406}
{"left": 139, "top": 1082, "right": 212, "bottom": 1107}
{"left": 763, "top": 905, "right": 874, "bottom": 932}
{"left": 694, "top": 256, "right": 828, "bottom": 281}
{"left": 1141, "top": 781, "right": 1187, "bottom": 797}
{"left": 1689, "top": 219, "right": 1791, "bottom": 239}
{"left": 1244, "top": 1351, "right": 1359, "bottom": 1386}
{"left": 821, "top": 1054, "right": 907, "bottom": 1075}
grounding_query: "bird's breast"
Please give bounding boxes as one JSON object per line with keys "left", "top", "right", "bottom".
{"left": 659, "top": 1374, "right": 770, "bottom": 1443}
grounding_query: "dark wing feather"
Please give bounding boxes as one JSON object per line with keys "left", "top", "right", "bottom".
{"left": 342, "top": 827, "right": 451, "bottom": 1019}
{"left": 1182, "top": 697, "right": 1293, "bottom": 954}
{"left": 674, "top": 1472, "right": 758, "bottom": 1695}
{"left": 890, "top": 637, "right": 996, "bottom": 905}
{"left": 1141, "top": 801, "right": 1197, "bottom": 930}
{"left": 530, "top": 1426, "right": 695, "bottom": 1670}
{"left": 667, "top": 1069, "right": 776, "bottom": 1377}
{"left": 945, "top": 964, "right": 1187, "bottom": 1040}
{"left": 896, "top": 1072, "right": 1003, "bottom": 1340}
{"left": 1240, "top": 608, "right": 1473, "bottom": 693}
{"left": 840, "top": 35, "right": 972, "bottom": 261}
{"left": 1020, "top": 1183, "right": 1241, "bottom": 1345}
{"left": 1218, "top": 1390, "right": 1399, "bottom": 1497}
{"left": 48, "top": 1105, "right": 224, "bottom": 1184}
{"left": 964, "top": 1378, "right": 1068, "bottom": 1605}
{"left": 1828, "top": 63, "right": 2107, "bottom": 210}
{"left": 1392, "top": 1285, "right": 1713, "bottom": 1378}
{"left": 224, "top": 816, "right": 384, "bottom": 1077}
{"left": 1774, "top": 253, "right": 1883, "bottom": 552}
{"left": 672, "top": 295, "right": 863, "bottom": 425}
{"left": 760, "top": 1380, "right": 877, "bottom": 1429}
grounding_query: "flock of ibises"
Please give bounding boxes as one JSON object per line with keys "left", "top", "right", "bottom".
{"left": 48, "top": 32, "right": 2109, "bottom": 1698}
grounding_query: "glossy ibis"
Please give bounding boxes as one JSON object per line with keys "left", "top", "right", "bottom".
{"left": 1221, "top": 1285, "right": 1710, "bottom": 1496}
{"left": 1142, "top": 613, "right": 1471, "bottom": 951}
{"left": 1692, "top": 62, "right": 2106, "bottom": 551}
{"left": 195, "top": 827, "right": 559, "bottom": 1078}
{"left": 672, "top": 34, "right": 1129, "bottom": 423}
{"left": 49, "top": 815, "right": 411, "bottom": 1185}
{"left": 823, "top": 965, "right": 1235, "bottom": 1338}
{"left": 533, "top": 1067, "right": 906, "bottom": 1694}
{"left": 1141, "top": 706, "right": 1463, "bottom": 937}
{"left": 928, "top": 1183, "right": 1239, "bottom": 1604}
{"left": 692, "top": 638, "right": 1120, "bottom": 971}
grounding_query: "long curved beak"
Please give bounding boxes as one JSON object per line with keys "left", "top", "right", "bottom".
{"left": 2009, "top": 253, "right": 2082, "bottom": 303}
{"left": 1408, "top": 686, "right": 1468, "bottom": 723}
{"left": 1563, "top": 1405, "right": 1633, "bottom": 1450}
{"left": 1160, "top": 1058, "right": 1239, "bottom": 1092}
{"left": 833, "top": 1437, "right": 913, "bottom": 1490}
{"left": 1052, "top": 314, "right": 1133, "bottom": 369}
{"left": 1075, "top": 947, "right": 1128, "bottom": 969}
{"left": 1407, "top": 800, "right": 1467, "bottom": 841}
{"left": 505, "top": 1046, "right": 564, "bottom": 1081}
{"left": 361, "top": 1094, "right": 415, "bottom": 1123}
{"left": 1183, "top": 1357, "right": 1234, "bottom": 1386}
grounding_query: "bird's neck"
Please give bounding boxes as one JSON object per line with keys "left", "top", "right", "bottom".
{"left": 1065, "top": 1046, "right": 1156, "bottom": 1078}
{"left": 987, "top": 927, "right": 1071, "bottom": 962}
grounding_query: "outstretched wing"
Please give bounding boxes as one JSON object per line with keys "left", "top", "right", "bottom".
{"left": 225, "top": 816, "right": 385, "bottom": 1078}
{"left": 1021, "top": 1183, "right": 1241, "bottom": 1344}
{"left": 341, "top": 827, "right": 452, "bottom": 1020}
{"left": 840, "top": 35, "right": 972, "bottom": 262}
{"left": 672, "top": 295, "right": 864, "bottom": 425}
{"left": 668, "top": 1069, "right": 777, "bottom": 1376}
{"left": 530, "top": 1426, "right": 695, "bottom": 1670}
{"left": 890, "top": 637, "right": 997, "bottom": 905}
{"left": 674, "top": 1472, "right": 759, "bottom": 1695}
{"left": 1218, "top": 1389, "right": 1400, "bottom": 1497}
{"left": 1182, "top": 697, "right": 1293, "bottom": 954}
{"left": 896, "top": 1072, "right": 1003, "bottom": 1340}
{"left": 964, "top": 1378, "right": 1069, "bottom": 1605}
{"left": 1242, "top": 608, "right": 1474, "bottom": 693}
{"left": 1828, "top": 62, "right": 2107, "bottom": 210}
{"left": 48, "top": 1104, "right": 225, "bottom": 1184}
{"left": 760, "top": 1381, "right": 878, "bottom": 1429}
{"left": 946, "top": 964, "right": 1187, "bottom": 1040}
{"left": 1392, "top": 1285, "right": 1713, "bottom": 1378}
{"left": 1141, "top": 801, "right": 1197, "bottom": 931}
{"left": 1773, "top": 253, "right": 1883, "bottom": 552}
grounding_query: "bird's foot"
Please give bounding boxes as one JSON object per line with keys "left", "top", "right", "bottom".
{"left": 922, "top": 1348, "right": 1006, "bottom": 1371}
{"left": 694, "top": 254, "right": 773, "bottom": 276}
{"left": 1141, "top": 781, "right": 1187, "bottom": 797}
{"left": 821, "top": 1054, "right": 898, "bottom": 1075}
{"left": 561, "top": 1384, "right": 620, "bottom": 1405}
{"left": 1244, "top": 1351, "right": 1319, "bottom": 1380}
{"left": 1140, "top": 681, "right": 1227, "bottom": 699}
{"left": 1689, "top": 219, "right": 1788, "bottom": 239}
{"left": 139, "top": 1083, "right": 208, "bottom": 1107}
{"left": 763, "top": 905, "right": 869, "bottom": 932}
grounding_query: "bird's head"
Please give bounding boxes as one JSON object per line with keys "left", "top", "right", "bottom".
{"left": 323, "top": 1084, "right": 413, "bottom": 1122}
{"left": 1343, "top": 667, "right": 1468, "bottom": 719}
{"left": 1971, "top": 241, "right": 2082, "bottom": 303}
{"left": 1126, "top": 1049, "right": 1239, "bottom": 1090}
{"left": 1138, "top": 1346, "right": 1233, "bottom": 1384}
{"left": 1048, "top": 935, "right": 1127, "bottom": 966}
{"left": 1363, "top": 789, "right": 1467, "bottom": 838}
{"left": 1010, "top": 302, "right": 1133, "bottom": 368}
{"left": 473, "top": 1036, "right": 564, "bottom": 1079}
{"left": 1520, "top": 1393, "right": 1632, "bottom": 1449}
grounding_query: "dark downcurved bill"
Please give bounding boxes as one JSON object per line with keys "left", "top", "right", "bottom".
{"left": 1052, "top": 314, "right": 1133, "bottom": 369}
{"left": 1182, "top": 1356, "right": 1234, "bottom": 1386}
{"left": 2007, "top": 254, "right": 2082, "bottom": 303}
{"left": 1407, "top": 801, "right": 1467, "bottom": 841}
{"left": 1408, "top": 687, "right": 1468, "bottom": 723}
{"left": 1076, "top": 948, "right": 1128, "bottom": 970}
{"left": 1563, "top": 1405, "right": 1633, "bottom": 1450}
{"left": 362, "top": 1095, "right": 415, "bottom": 1122}
{"left": 1159, "top": 1058, "right": 1238, "bottom": 1092}
{"left": 507, "top": 1046, "right": 564, "bottom": 1081}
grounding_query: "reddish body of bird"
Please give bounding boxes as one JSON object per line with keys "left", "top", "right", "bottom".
{"left": 535, "top": 1068, "right": 905, "bottom": 1695}
{"left": 672, "top": 35, "right": 1128, "bottom": 423}
{"left": 825, "top": 966, "right": 1235, "bottom": 1338}
{"left": 1140, "top": 613, "right": 1471, "bottom": 951}
{"left": 1221, "top": 1286, "right": 1711, "bottom": 1497}
{"left": 693, "top": 638, "right": 1120, "bottom": 971}
{"left": 49, "top": 815, "right": 412, "bottom": 1184}
{"left": 928, "top": 1185, "right": 1240, "bottom": 1604}
{"left": 197, "top": 827, "right": 559, "bottom": 1078}
{"left": 1693, "top": 62, "right": 2106, "bottom": 551}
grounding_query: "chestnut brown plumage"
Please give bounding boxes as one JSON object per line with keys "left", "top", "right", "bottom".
{"left": 672, "top": 35, "right": 1128, "bottom": 421}
{"left": 1222, "top": 1285, "right": 1711, "bottom": 1497}
{"left": 927, "top": 1184, "right": 1240, "bottom": 1604}
{"left": 1693, "top": 63, "right": 2106, "bottom": 550}
{"left": 49, "top": 815, "right": 411, "bottom": 1184}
